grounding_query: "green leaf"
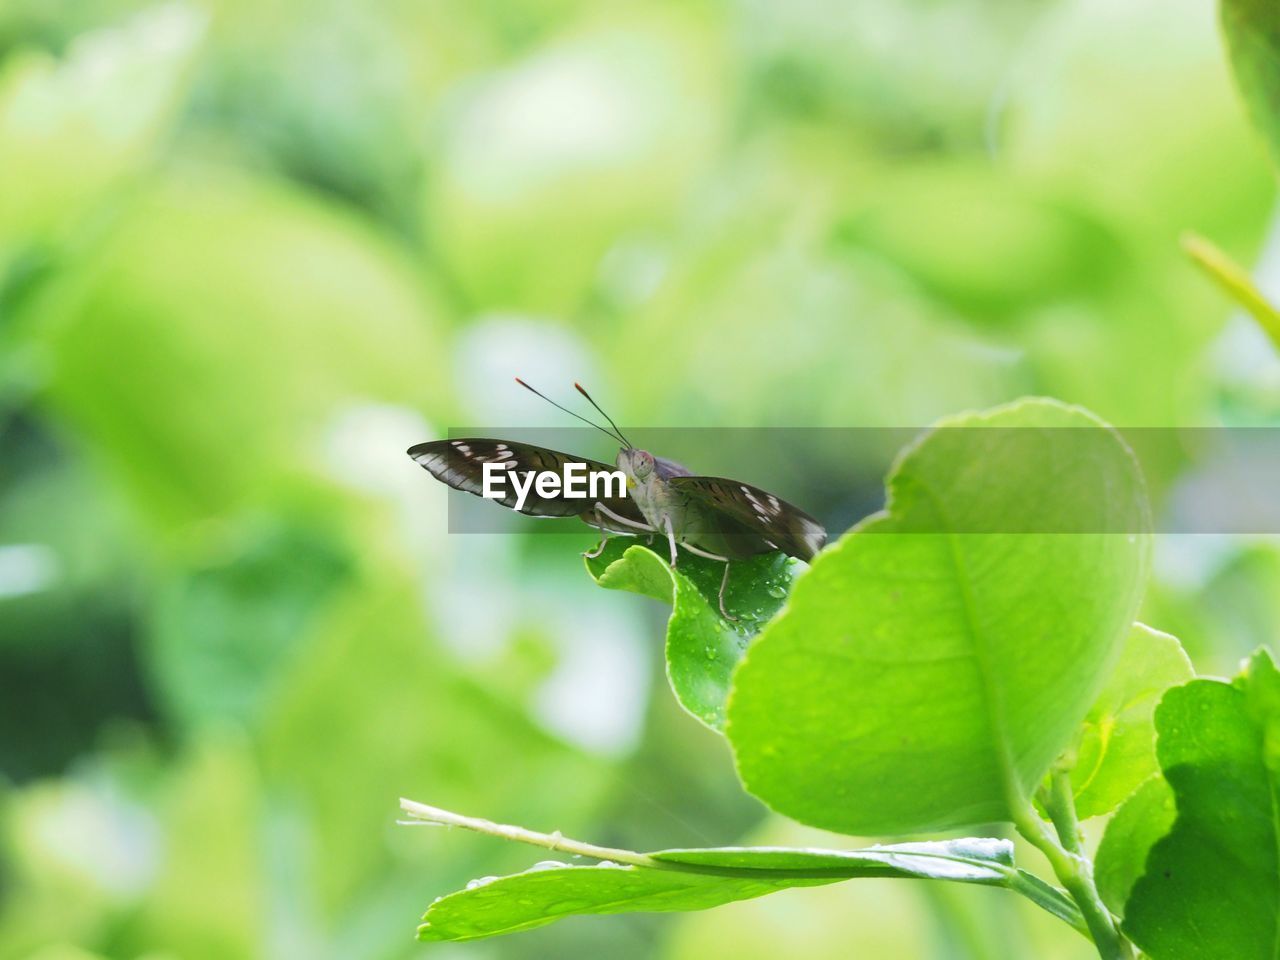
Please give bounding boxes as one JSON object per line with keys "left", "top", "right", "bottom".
{"left": 586, "top": 541, "right": 797, "bottom": 730}
{"left": 416, "top": 840, "right": 1080, "bottom": 943}
{"left": 651, "top": 838, "right": 1016, "bottom": 876}
{"left": 1221, "top": 0, "right": 1280, "bottom": 168}
{"left": 418, "top": 863, "right": 833, "bottom": 942}
{"left": 1066, "top": 624, "right": 1193, "bottom": 819}
{"left": 1123, "top": 648, "right": 1280, "bottom": 958}
{"left": 1094, "top": 776, "right": 1176, "bottom": 916}
{"left": 727, "top": 398, "right": 1150, "bottom": 835}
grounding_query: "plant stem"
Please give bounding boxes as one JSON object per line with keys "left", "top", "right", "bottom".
{"left": 1182, "top": 231, "right": 1280, "bottom": 349}
{"left": 1015, "top": 780, "right": 1133, "bottom": 960}
{"left": 1045, "top": 767, "right": 1084, "bottom": 856}
{"left": 399, "top": 798, "right": 661, "bottom": 868}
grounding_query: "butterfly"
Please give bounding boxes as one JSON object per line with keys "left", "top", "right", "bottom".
{"left": 408, "top": 380, "right": 827, "bottom": 619}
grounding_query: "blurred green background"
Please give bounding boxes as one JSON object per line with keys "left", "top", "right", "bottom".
{"left": 1, "top": 0, "right": 1277, "bottom": 957}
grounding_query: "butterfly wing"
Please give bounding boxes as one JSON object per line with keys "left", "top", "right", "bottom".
{"left": 407, "top": 439, "right": 650, "bottom": 533}
{"left": 668, "top": 475, "right": 827, "bottom": 561}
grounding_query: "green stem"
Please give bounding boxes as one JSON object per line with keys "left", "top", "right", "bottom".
{"left": 1015, "top": 780, "right": 1133, "bottom": 960}
{"left": 1045, "top": 767, "right": 1084, "bottom": 856}
{"left": 1182, "top": 231, "right": 1280, "bottom": 349}
{"left": 400, "top": 798, "right": 660, "bottom": 868}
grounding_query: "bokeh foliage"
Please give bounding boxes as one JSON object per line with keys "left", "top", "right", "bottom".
{"left": 0, "top": 0, "right": 1277, "bottom": 957}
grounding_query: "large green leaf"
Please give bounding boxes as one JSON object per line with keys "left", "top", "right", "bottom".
{"left": 1066, "top": 624, "right": 1193, "bottom": 819}
{"left": 1222, "top": 0, "right": 1280, "bottom": 168}
{"left": 412, "top": 834, "right": 1080, "bottom": 942}
{"left": 586, "top": 541, "right": 797, "bottom": 729}
{"left": 727, "top": 398, "right": 1150, "bottom": 835}
{"left": 1123, "top": 649, "right": 1280, "bottom": 958}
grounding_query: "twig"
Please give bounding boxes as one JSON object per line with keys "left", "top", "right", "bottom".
{"left": 1015, "top": 788, "right": 1133, "bottom": 960}
{"left": 399, "top": 798, "right": 659, "bottom": 868}
{"left": 1183, "top": 232, "right": 1280, "bottom": 349}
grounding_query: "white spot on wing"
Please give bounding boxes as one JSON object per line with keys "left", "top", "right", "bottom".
{"left": 800, "top": 520, "right": 826, "bottom": 556}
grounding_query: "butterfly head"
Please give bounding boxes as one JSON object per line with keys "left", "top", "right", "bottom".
{"left": 617, "top": 447, "right": 656, "bottom": 485}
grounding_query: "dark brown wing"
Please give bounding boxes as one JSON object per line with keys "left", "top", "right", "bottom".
{"left": 668, "top": 475, "right": 827, "bottom": 561}
{"left": 407, "top": 439, "right": 650, "bottom": 533}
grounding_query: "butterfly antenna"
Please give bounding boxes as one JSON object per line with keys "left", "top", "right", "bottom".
{"left": 574, "top": 383, "right": 632, "bottom": 449}
{"left": 514, "top": 377, "right": 626, "bottom": 445}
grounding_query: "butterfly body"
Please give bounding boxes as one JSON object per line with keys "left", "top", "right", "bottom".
{"left": 620, "top": 449, "right": 783, "bottom": 563}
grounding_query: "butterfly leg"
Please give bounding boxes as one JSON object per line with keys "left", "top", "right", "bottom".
{"left": 582, "top": 511, "right": 610, "bottom": 560}
{"left": 592, "top": 502, "right": 653, "bottom": 533}
{"left": 717, "top": 561, "right": 735, "bottom": 622}
{"left": 679, "top": 542, "right": 738, "bottom": 621}
{"left": 664, "top": 517, "right": 678, "bottom": 567}
{"left": 584, "top": 502, "right": 652, "bottom": 558}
